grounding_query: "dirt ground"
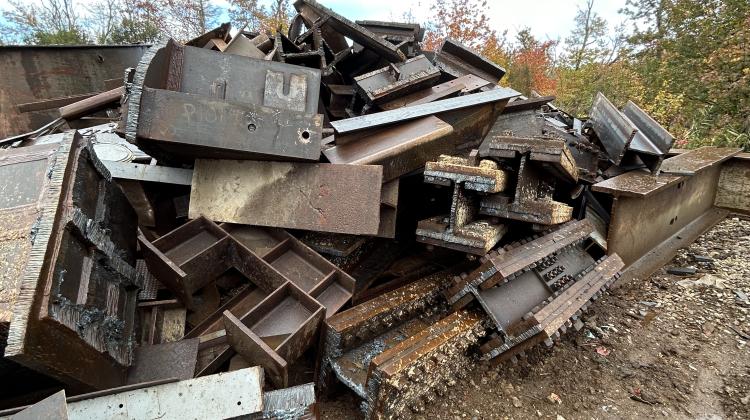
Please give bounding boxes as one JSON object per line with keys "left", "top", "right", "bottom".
{"left": 320, "top": 217, "right": 750, "bottom": 419}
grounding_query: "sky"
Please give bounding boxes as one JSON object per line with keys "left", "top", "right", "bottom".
{"left": 1, "top": 0, "right": 630, "bottom": 44}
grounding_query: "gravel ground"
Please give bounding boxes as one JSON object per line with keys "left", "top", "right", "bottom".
{"left": 321, "top": 217, "right": 750, "bottom": 419}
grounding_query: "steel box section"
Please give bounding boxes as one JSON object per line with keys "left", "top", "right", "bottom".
{"left": 2, "top": 131, "right": 140, "bottom": 391}
{"left": 595, "top": 151, "right": 750, "bottom": 284}
{"left": 0, "top": 45, "right": 147, "bottom": 138}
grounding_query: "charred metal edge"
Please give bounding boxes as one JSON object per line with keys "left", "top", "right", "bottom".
{"left": 482, "top": 255, "right": 622, "bottom": 361}
{"left": 364, "top": 311, "right": 485, "bottom": 419}
{"left": 5, "top": 132, "right": 76, "bottom": 356}
{"left": 124, "top": 37, "right": 169, "bottom": 144}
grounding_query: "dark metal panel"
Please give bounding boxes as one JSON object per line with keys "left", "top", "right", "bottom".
{"left": 0, "top": 45, "right": 147, "bottom": 138}
{"left": 136, "top": 88, "right": 323, "bottom": 162}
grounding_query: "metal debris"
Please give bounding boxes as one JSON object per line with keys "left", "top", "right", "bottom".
{"left": 1, "top": 2, "right": 749, "bottom": 418}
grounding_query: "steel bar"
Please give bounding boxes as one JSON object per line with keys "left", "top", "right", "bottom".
{"left": 330, "top": 88, "right": 520, "bottom": 135}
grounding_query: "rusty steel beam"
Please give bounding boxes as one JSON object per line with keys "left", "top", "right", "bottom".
{"left": 588, "top": 92, "right": 636, "bottom": 166}
{"left": 479, "top": 155, "right": 574, "bottom": 225}
{"left": 294, "top": 0, "right": 406, "bottom": 62}
{"left": 1, "top": 131, "right": 141, "bottom": 391}
{"left": 434, "top": 39, "right": 506, "bottom": 84}
{"left": 445, "top": 219, "right": 594, "bottom": 308}
{"left": 416, "top": 155, "right": 509, "bottom": 255}
{"left": 482, "top": 254, "right": 623, "bottom": 363}
{"left": 479, "top": 135, "right": 579, "bottom": 182}
{"left": 365, "top": 310, "right": 484, "bottom": 419}
{"left": 594, "top": 150, "right": 748, "bottom": 273}
{"left": 189, "top": 160, "right": 383, "bottom": 235}
{"left": 353, "top": 55, "right": 440, "bottom": 105}
{"left": 323, "top": 116, "right": 453, "bottom": 179}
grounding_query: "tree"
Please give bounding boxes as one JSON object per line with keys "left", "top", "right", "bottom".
{"left": 158, "top": 0, "right": 223, "bottom": 42}
{"left": 1, "top": 0, "right": 88, "bottom": 45}
{"left": 564, "top": 0, "right": 609, "bottom": 70}
{"left": 506, "top": 28, "right": 557, "bottom": 96}
{"left": 108, "top": 0, "right": 162, "bottom": 44}
{"left": 422, "top": 0, "right": 509, "bottom": 67}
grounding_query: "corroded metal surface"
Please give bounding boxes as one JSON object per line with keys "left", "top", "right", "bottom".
{"left": 446, "top": 218, "right": 594, "bottom": 307}
{"left": 416, "top": 155, "right": 509, "bottom": 255}
{"left": 2, "top": 131, "right": 140, "bottom": 391}
{"left": 189, "top": 160, "right": 383, "bottom": 235}
{"left": 0, "top": 45, "right": 147, "bottom": 138}
{"left": 483, "top": 254, "right": 623, "bottom": 363}
{"left": 434, "top": 39, "right": 506, "bottom": 84}
{"left": 354, "top": 55, "right": 439, "bottom": 104}
{"left": 659, "top": 146, "right": 741, "bottom": 175}
{"left": 323, "top": 116, "right": 454, "bottom": 181}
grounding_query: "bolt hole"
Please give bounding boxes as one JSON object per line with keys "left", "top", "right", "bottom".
{"left": 247, "top": 123, "right": 257, "bottom": 132}
{"left": 119, "top": 403, "right": 123, "bottom": 408}
{"left": 237, "top": 401, "right": 241, "bottom": 406}
{"left": 301, "top": 130, "right": 310, "bottom": 140}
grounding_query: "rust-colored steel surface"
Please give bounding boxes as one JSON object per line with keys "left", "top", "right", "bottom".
{"left": 1, "top": 131, "right": 140, "bottom": 391}
{"left": 0, "top": 45, "right": 147, "bottom": 138}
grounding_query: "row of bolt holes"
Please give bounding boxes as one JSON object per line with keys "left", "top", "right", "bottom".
{"left": 247, "top": 123, "right": 311, "bottom": 141}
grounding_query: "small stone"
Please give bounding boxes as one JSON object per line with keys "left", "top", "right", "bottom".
{"left": 741, "top": 394, "right": 750, "bottom": 405}
{"left": 547, "top": 392, "right": 562, "bottom": 404}
{"left": 512, "top": 396, "right": 522, "bottom": 408}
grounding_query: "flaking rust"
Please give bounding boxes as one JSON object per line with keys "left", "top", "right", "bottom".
{"left": 319, "top": 268, "right": 486, "bottom": 419}
{"left": 416, "top": 154, "right": 509, "bottom": 255}
{"left": 482, "top": 254, "right": 624, "bottom": 364}
{"left": 445, "top": 219, "right": 594, "bottom": 307}
{"left": 366, "top": 310, "right": 484, "bottom": 419}
{"left": 1, "top": 131, "right": 141, "bottom": 391}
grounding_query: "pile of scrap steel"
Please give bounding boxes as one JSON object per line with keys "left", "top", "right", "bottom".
{"left": 1, "top": 1, "right": 749, "bottom": 419}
